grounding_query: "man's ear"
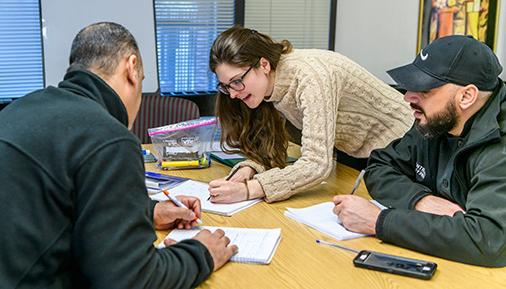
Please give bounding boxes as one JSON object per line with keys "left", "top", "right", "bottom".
{"left": 457, "top": 84, "right": 479, "bottom": 110}
{"left": 126, "top": 54, "right": 140, "bottom": 87}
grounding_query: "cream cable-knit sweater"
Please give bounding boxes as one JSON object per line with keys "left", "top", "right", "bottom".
{"left": 233, "top": 49, "right": 413, "bottom": 203}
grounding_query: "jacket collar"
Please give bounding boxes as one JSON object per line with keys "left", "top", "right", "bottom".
{"left": 462, "top": 81, "right": 505, "bottom": 145}
{"left": 58, "top": 69, "right": 129, "bottom": 127}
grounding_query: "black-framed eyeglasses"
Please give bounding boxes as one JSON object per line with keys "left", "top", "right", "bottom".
{"left": 217, "top": 59, "right": 260, "bottom": 95}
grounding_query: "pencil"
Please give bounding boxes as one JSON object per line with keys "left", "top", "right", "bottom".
{"left": 225, "top": 169, "right": 239, "bottom": 181}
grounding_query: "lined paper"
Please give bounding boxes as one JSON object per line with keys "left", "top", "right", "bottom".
{"left": 150, "top": 180, "right": 261, "bottom": 216}
{"left": 284, "top": 201, "right": 387, "bottom": 241}
{"left": 159, "top": 226, "right": 282, "bottom": 264}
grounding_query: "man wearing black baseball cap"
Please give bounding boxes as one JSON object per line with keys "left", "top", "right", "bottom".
{"left": 332, "top": 35, "right": 506, "bottom": 267}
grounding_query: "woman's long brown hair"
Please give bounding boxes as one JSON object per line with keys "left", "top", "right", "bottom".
{"left": 210, "top": 27, "right": 293, "bottom": 169}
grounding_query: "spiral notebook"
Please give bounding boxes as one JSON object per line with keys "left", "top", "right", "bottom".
{"left": 158, "top": 226, "right": 282, "bottom": 264}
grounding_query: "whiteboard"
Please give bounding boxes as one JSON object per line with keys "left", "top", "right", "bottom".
{"left": 40, "top": 0, "right": 158, "bottom": 92}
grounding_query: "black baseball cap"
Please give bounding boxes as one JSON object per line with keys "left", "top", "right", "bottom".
{"left": 387, "top": 35, "right": 503, "bottom": 92}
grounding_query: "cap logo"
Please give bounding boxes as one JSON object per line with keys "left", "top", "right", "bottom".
{"left": 420, "top": 50, "right": 428, "bottom": 61}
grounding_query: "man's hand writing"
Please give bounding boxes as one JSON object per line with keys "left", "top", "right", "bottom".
{"left": 153, "top": 196, "right": 202, "bottom": 230}
{"left": 332, "top": 195, "right": 381, "bottom": 235}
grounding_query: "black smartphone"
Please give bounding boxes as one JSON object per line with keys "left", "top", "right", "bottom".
{"left": 353, "top": 250, "right": 437, "bottom": 280}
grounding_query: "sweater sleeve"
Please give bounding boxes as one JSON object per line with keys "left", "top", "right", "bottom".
{"left": 372, "top": 133, "right": 506, "bottom": 267}
{"left": 255, "top": 67, "right": 337, "bottom": 202}
{"left": 229, "top": 159, "right": 266, "bottom": 176}
{"left": 365, "top": 126, "right": 432, "bottom": 209}
{"left": 72, "top": 138, "right": 213, "bottom": 289}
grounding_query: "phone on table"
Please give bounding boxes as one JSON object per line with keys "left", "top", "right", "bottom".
{"left": 353, "top": 250, "right": 437, "bottom": 280}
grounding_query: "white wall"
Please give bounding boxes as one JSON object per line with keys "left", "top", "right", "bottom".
{"left": 335, "top": 0, "right": 506, "bottom": 83}
{"left": 41, "top": 0, "right": 158, "bottom": 92}
{"left": 39, "top": 0, "right": 506, "bottom": 91}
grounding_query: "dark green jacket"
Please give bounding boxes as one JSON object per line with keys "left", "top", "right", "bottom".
{"left": 366, "top": 81, "right": 506, "bottom": 267}
{"left": 0, "top": 70, "right": 213, "bottom": 288}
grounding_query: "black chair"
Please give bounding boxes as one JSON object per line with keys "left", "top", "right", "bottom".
{"left": 132, "top": 93, "right": 200, "bottom": 144}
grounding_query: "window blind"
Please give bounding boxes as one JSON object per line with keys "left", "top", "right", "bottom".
{"left": 0, "top": 0, "right": 44, "bottom": 101}
{"left": 245, "top": 0, "right": 331, "bottom": 49}
{"left": 154, "top": 0, "right": 235, "bottom": 95}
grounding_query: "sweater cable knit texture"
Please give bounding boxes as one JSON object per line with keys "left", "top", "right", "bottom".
{"left": 232, "top": 49, "right": 413, "bottom": 202}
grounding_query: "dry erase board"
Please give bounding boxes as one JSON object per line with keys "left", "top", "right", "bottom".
{"left": 41, "top": 0, "right": 158, "bottom": 92}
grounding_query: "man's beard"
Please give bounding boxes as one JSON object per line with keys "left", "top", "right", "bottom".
{"left": 414, "top": 99, "right": 458, "bottom": 138}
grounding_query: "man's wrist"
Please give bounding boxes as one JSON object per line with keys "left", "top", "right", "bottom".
{"left": 375, "top": 209, "right": 393, "bottom": 239}
{"left": 368, "top": 208, "right": 382, "bottom": 235}
{"left": 409, "top": 190, "right": 432, "bottom": 209}
{"left": 153, "top": 202, "right": 163, "bottom": 228}
{"left": 150, "top": 200, "right": 159, "bottom": 224}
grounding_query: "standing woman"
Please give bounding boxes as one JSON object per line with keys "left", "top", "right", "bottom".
{"left": 208, "top": 27, "right": 412, "bottom": 203}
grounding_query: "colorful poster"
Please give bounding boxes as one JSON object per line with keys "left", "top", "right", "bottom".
{"left": 418, "top": 0, "right": 500, "bottom": 51}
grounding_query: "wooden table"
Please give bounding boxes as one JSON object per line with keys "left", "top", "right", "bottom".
{"left": 145, "top": 144, "right": 506, "bottom": 289}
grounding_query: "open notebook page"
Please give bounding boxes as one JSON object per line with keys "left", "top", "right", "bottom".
{"left": 157, "top": 226, "right": 282, "bottom": 264}
{"left": 149, "top": 180, "right": 261, "bottom": 216}
{"left": 284, "top": 201, "right": 387, "bottom": 241}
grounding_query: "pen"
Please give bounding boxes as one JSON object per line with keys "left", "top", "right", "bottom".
{"left": 207, "top": 169, "right": 239, "bottom": 201}
{"left": 316, "top": 239, "right": 359, "bottom": 253}
{"left": 350, "top": 169, "right": 366, "bottom": 195}
{"left": 162, "top": 190, "right": 203, "bottom": 225}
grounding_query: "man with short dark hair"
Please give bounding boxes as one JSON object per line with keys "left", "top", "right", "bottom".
{"left": 0, "top": 22, "right": 236, "bottom": 288}
{"left": 332, "top": 35, "right": 506, "bottom": 267}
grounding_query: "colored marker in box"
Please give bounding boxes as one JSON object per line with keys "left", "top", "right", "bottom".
{"left": 159, "top": 155, "right": 210, "bottom": 169}
{"left": 160, "top": 159, "right": 200, "bottom": 168}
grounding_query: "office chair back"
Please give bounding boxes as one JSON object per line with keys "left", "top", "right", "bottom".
{"left": 132, "top": 93, "right": 200, "bottom": 143}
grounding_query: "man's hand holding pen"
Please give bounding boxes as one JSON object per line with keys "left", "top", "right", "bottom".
{"left": 155, "top": 196, "right": 238, "bottom": 271}
{"left": 332, "top": 195, "right": 381, "bottom": 235}
{"left": 153, "top": 195, "right": 202, "bottom": 230}
{"left": 332, "top": 169, "right": 380, "bottom": 235}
